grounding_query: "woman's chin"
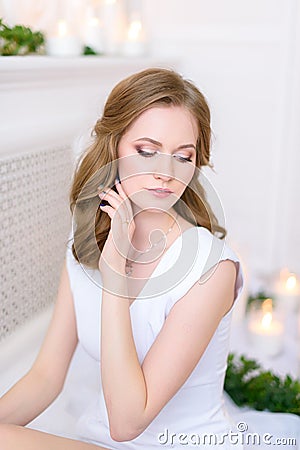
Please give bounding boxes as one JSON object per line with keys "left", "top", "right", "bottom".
{"left": 129, "top": 191, "right": 177, "bottom": 213}
{"left": 130, "top": 200, "right": 176, "bottom": 215}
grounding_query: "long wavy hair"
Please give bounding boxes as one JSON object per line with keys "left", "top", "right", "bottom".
{"left": 69, "top": 67, "right": 226, "bottom": 269}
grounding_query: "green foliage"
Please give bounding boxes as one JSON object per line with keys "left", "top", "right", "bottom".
{"left": 0, "top": 18, "right": 45, "bottom": 55}
{"left": 246, "top": 291, "right": 275, "bottom": 312}
{"left": 225, "top": 353, "right": 300, "bottom": 415}
{"left": 83, "top": 45, "right": 98, "bottom": 55}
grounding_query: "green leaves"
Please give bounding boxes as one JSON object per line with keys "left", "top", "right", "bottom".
{"left": 83, "top": 45, "right": 98, "bottom": 55}
{"left": 0, "top": 18, "right": 45, "bottom": 55}
{"left": 225, "top": 353, "right": 300, "bottom": 415}
{"left": 246, "top": 291, "right": 274, "bottom": 312}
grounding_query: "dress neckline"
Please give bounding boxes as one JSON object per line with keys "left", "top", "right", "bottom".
{"left": 129, "top": 225, "right": 200, "bottom": 308}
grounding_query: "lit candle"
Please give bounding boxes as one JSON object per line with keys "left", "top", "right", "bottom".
{"left": 46, "top": 19, "right": 83, "bottom": 57}
{"left": 122, "top": 17, "right": 146, "bottom": 57}
{"left": 276, "top": 269, "right": 300, "bottom": 312}
{"left": 248, "top": 299, "right": 284, "bottom": 357}
{"left": 101, "top": 0, "right": 125, "bottom": 55}
{"left": 83, "top": 16, "right": 104, "bottom": 54}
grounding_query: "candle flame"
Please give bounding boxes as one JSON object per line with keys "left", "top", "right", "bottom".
{"left": 262, "top": 298, "right": 273, "bottom": 313}
{"left": 285, "top": 274, "right": 297, "bottom": 291}
{"left": 261, "top": 312, "right": 272, "bottom": 329}
{"left": 57, "top": 20, "right": 68, "bottom": 37}
{"left": 128, "top": 20, "right": 142, "bottom": 41}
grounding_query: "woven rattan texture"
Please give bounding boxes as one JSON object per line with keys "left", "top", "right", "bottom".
{"left": 0, "top": 146, "right": 73, "bottom": 341}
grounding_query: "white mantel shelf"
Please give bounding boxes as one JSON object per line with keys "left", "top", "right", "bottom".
{"left": 0, "top": 55, "right": 177, "bottom": 88}
{"left": 0, "top": 55, "right": 177, "bottom": 157}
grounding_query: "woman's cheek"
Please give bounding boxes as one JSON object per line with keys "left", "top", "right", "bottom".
{"left": 118, "top": 153, "right": 146, "bottom": 184}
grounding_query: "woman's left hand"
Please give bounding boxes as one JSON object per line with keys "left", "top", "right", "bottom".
{"left": 98, "top": 179, "right": 135, "bottom": 277}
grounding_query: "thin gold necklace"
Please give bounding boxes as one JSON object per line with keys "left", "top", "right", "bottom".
{"left": 125, "top": 212, "right": 179, "bottom": 277}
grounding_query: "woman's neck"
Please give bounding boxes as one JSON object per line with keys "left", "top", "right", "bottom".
{"left": 130, "top": 207, "right": 178, "bottom": 252}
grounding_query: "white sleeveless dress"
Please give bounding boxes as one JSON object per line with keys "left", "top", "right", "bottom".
{"left": 64, "top": 225, "right": 282, "bottom": 449}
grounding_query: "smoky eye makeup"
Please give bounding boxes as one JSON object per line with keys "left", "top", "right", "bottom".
{"left": 135, "top": 147, "right": 156, "bottom": 157}
{"left": 174, "top": 154, "right": 193, "bottom": 163}
{"left": 135, "top": 146, "right": 194, "bottom": 163}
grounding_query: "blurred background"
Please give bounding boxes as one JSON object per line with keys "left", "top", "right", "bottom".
{"left": 0, "top": 0, "right": 300, "bottom": 398}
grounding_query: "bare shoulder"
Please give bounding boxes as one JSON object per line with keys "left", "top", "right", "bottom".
{"left": 171, "top": 258, "right": 237, "bottom": 320}
{"left": 199, "top": 258, "right": 237, "bottom": 284}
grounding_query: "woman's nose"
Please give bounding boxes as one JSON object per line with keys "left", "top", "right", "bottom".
{"left": 153, "top": 153, "right": 175, "bottom": 180}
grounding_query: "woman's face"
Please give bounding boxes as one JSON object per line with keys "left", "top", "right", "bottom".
{"left": 117, "top": 105, "right": 198, "bottom": 212}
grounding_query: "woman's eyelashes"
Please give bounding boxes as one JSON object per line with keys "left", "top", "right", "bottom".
{"left": 176, "top": 154, "right": 193, "bottom": 163}
{"left": 136, "top": 147, "right": 155, "bottom": 158}
{"left": 135, "top": 147, "right": 193, "bottom": 163}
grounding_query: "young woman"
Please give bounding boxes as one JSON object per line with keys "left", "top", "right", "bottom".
{"left": 0, "top": 68, "right": 244, "bottom": 449}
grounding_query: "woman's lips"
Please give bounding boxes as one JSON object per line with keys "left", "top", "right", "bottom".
{"left": 146, "top": 188, "right": 173, "bottom": 198}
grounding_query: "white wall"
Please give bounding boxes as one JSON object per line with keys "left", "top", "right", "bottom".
{"left": 142, "top": 0, "right": 300, "bottom": 287}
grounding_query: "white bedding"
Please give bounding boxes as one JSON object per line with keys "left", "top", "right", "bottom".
{"left": 0, "top": 306, "right": 299, "bottom": 449}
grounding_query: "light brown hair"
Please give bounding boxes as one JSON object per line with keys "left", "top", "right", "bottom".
{"left": 69, "top": 67, "right": 226, "bottom": 269}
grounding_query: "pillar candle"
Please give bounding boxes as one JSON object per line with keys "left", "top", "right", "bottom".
{"left": 46, "top": 20, "right": 83, "bottom": 57}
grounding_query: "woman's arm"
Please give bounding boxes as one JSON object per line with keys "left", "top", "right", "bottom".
{"left": 101, "top": 258, "right": 237, "bottom": 442}
{"left": 0, "top": 260, "right": 78, "bottom": 426}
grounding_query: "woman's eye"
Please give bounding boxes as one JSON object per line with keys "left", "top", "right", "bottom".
{"left": 136, "top": 147, "right": 193, "bottom": 163}
{"left": 136, "top": 148, "right": 157, "bottom": 157}
{"left": 174, "top": 155, "right": 193, "bottom": 163}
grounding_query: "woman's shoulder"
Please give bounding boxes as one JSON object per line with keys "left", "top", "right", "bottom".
{"left": 163, "top": 224, "right": 244, "bottom": 312}
{"left": 190, "top": 224, "right": 241, "bottom": 265}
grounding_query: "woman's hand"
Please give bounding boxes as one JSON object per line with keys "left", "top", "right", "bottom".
{"left": 98, "top": 179, "right": 135, "bottom": 277}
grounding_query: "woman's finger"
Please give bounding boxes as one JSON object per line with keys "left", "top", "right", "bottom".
{"left": 115, "top": 182, "right": 134, "bottom": 221}
{"left": 98, "top": 190, "right": 130, "bottom": 226}
{"left": 98, "top": 188, "right": 121, "bottom": 203}
{"left": 98, "top": 189, "right": 123, "bottom": 211}
{"left": 106, "top": 184, "right": 134, "bottom": 222}
{"left": 99, "top": 204, "right": 114, "bottom": 220}
{"left": 114, "top": 179, "right": 127, "bottom": 201}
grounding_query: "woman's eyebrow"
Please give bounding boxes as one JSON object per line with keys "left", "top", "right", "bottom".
{"left": 134, "top": 137, "right": 162, "bottom": 146}
{"left": 178, "top": 144, "right": 196, "bottom": 150}
{"left": 134, "top": 137, "right": 196, "bottom": 150}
